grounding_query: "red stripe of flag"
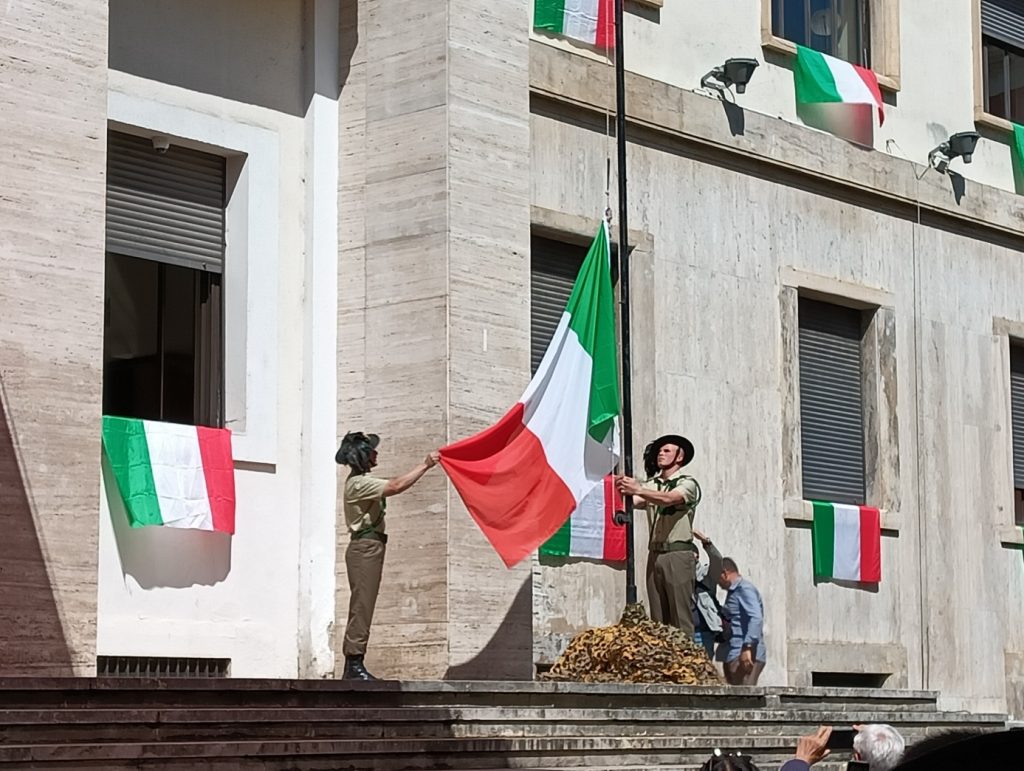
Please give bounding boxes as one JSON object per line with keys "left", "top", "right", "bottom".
{"left": 196, "top": 426, "right": 236, "bottom": 534}
{"left": 440, "top": 403, "right": 577, "bottom": 567}
{"left": 602, "top": 473, "right": 626, "bottom": 560}
{"left": 595, "top": 0, "right": 616, "bottom": 49}
{"left": 858, "top": 505, "right": 881, "bottom": 582}
{"left": 852, "top": 64, "right": 885, "bottom": 125}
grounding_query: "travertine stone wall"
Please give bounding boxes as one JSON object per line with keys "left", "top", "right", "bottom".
{"left": 0, "top": 0, "right": 108, "bottom": 675}
{"left": 336, "top": 0, "right": 532, "bottom": 678}
{"left": 528, "top": 53, "right": 1024, "bottom": 714}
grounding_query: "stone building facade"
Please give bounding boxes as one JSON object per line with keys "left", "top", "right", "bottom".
{"left": 1, "top": 0, "right": 1022, "bottom": 717}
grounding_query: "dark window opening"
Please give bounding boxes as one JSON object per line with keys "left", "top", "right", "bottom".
{"left": 984, "top": 37, "right": 1024, "bottom": 123}
{"left": 772, "top": 0, "right": 871, "bottom": 67}
{"left": 799, "top": 298, "right": 868, "bottom": 505}
{"left": 812, "top": 671, "right": 890, "bottom": 689}
{"left": 103, "top": 255, "right": 223, "bottom": 426}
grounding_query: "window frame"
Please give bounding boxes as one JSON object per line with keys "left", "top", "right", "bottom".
{"left": 1010, "top": 341, "right": 1024, "bottom": 526}
{"left": 109, "top": 85, "right": 282, "bottom": 465}
{"left": 762, "top": 0, "right": 901, "bottom": 92}
{"left": 780, "top": 271, "right": 901, "bottom": 525}
{"left": 974, "top": 0, "right": 1024, "bottom": 132}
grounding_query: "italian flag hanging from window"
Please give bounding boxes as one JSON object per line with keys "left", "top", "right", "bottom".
{"left": 811, "top": 501, "right": 881, "bottom": 583}
{"left": 102, "top": 416, "right": 236, "bottom": 534}
{"left": 793, "top": 44, "right": 885, "bottom": 125}
{"left": 534, "top": 0, "right": 615, "bottom": 49}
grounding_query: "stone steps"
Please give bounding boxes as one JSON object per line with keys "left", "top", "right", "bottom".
{"left": 0, "top": 679, "right": 1004, "bottom": 769}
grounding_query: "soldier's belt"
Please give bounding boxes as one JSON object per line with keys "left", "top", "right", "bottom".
{"left": 351, "top": 528, "right": 388, "bottom": 544}
{"left": 649, "top": 540, "right": 697, "bottom": 554}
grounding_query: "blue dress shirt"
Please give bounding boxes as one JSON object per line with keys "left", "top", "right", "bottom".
{"left": 714, "top": 576, "right": 766, "bottom": 663}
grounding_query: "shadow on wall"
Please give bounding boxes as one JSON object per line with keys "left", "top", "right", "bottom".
{"left": 444, "top": 578, "right": 533, "bottom": 681}
{"left": 102, "top": 456, "right": 232, "bottom": 589}
{"left": 0, "top": 380, "right": 73, "bottom": 675}
{"left": 108, "top": 0, "right": 360, "bottom": 117}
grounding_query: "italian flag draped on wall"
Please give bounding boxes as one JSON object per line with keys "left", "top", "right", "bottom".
{"left": 541, "top": 474, "right": 626, "bottom": 560}
{"left": 440, "top": 222, "right": 620, "bottom": 568}
{"left": 534, "top": 0, "right": 615, "bottom": 49}
{"left": 793, "top": 44, "right": 885, "bottom": 125}
{"left": 102, "top": 416, "right": 236, "bottom": 534}
{"left": 811, "top": 501, "right": 881, "bottom": 583}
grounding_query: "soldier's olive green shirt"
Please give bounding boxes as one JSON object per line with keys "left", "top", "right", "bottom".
{"left": 641, "top": 468, "right": 700, "bottom": 546}
{"left": 344, "top": 473, "right": 388, "bottom": 535}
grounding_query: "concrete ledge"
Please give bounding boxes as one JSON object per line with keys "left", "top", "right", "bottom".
{"left": 529, "top": 42, "right": 1024, "bottom": 244}
{"left": 997, "top": 524, "right": 1024, "bottom": 547}
{"left": 783, "top": 499, "right": 900, "bottom": 534}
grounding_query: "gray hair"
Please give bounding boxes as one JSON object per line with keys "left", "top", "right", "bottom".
{"left": 853, "top": 724, "right": 906, "bottom": 771}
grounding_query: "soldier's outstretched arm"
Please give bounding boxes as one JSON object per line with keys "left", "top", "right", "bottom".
{"left": 382, "top": 451, "right": 440, "bottom": 497}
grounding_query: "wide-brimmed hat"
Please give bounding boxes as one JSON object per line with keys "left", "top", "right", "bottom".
{"left": 647, "top": 434, "right": 695, "bottom": 467}
{"left": 335, "top": 431, "right": 380, "bottom": 467}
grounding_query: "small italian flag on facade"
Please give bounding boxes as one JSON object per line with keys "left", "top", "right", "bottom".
{"left": 811, "top": 501, "right": 881, "bottom": 583}
{"left": 794, "top": 44, "right": 885, "bottom": 125}
{"left": 541, "top": 474, "right": 626, "bottom": 560}
{"left": 534, "top": 0, "right": 615, "bottom": 49}
{"left": 102, "top": 416, "right": 236, "bottom": 534}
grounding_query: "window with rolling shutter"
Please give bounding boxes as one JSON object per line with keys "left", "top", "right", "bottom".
{"left": 530, "top": 236, "right": 589, "bottom": 374}
{"left": 106, "top": 131, "right": 226, "bottom": 273}
{"left": 981, "top": 1, "right": 1024, "bottom": 122}
{"left": 1010, "top": 344, "right": 1024, "bottom": 525}
{"left": 798, "top": 297, "right": 867, "bottom": 505}
{"left": 102, "top": 130, "right": 225, "bottom": 427}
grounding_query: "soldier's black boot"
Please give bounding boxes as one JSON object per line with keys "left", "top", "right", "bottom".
{"left": 342, "top": 655, "right": 376, "bottom": 680}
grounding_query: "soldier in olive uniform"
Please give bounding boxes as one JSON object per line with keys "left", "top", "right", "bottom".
{"left": 616, "top": 434, "right": 701, "bottom": 637}
{"left": 335, "top": 431, "right": 440, "bottom": 680}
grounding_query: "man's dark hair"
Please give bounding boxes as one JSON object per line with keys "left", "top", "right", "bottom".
{"left": 699, "top": 753, "right": 760, "bottom": 771}
{"left": 722, "top": 557, "right": 739, "bottom": 573}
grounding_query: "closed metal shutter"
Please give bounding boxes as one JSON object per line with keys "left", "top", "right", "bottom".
{"left": 1010, "top": 345, "right": 1024, "bottom": 488}
{"left": 106, "top": 131, "right": 226, "bottom": 273}
{"left": 530, "top": 236, "right": 588, "bottom": 374}
{"left": 982, "top": 0, "right": 1024, "bottom": 50}
{"left": 798, "top": 298, "right": 866, "bottom": 504}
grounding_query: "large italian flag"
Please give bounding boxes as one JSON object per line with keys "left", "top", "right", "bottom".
{"left": 794, "top": 44, "right": 885, "bottom": 125}
{"left": 541, "top": 474, "right": 625, "bottom": 560}
{"left": 811, "top": 501, "right": 881, "bottom": 583}
{"left": 534, "top": 0, "right": 615, "bottom": 49}
{"left": 102, "top": 416, "right": 236, "bottom": 534}
{"left": 440, "top": 222, "right": 620, "bottom": 567}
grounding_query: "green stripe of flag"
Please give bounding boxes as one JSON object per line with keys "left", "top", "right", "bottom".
{"left": 534, "top": 0, "right": 567, "bottom": 34}
{"left": 543, "top": 519, "right": 572, "bottom": 556}
{"left": 794, "top": 45, "right": 842, "bottom": 104}
{"left": 565, "top": 222, "right": 620, "bottom": 443}
{"left": 1012, "top": 123, "right": 1024, "bottom": 194}
{"left": 811, "top": 500, "right": 836, "bottom": 578}
{"left": 101, "top": 416, "right": 162, "bottom": 527}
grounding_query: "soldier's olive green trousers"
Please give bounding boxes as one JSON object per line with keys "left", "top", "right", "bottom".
{"left": 343, "top": 539, "right": 386, "bottom": 656}
{"left": 646, "top": 549, "right": 696, "bottom": 638}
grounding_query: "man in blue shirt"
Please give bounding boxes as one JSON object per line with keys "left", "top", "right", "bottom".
{"left": 715, "top": 557, "right": 766, "bottom": 685}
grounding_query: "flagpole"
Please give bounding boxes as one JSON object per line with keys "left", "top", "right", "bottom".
{"left": 612, "top": 0, "right": 637, "bottom": 606}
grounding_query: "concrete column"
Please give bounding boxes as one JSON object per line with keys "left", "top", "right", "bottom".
{"left": 298, "top": 0, "right": 341, "bottom": 678}
{"left": 337, "top": 0, "right": 531, "bottom": 678}
{"left": 0, "top": 0, "right": 108, "bottom": 675}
